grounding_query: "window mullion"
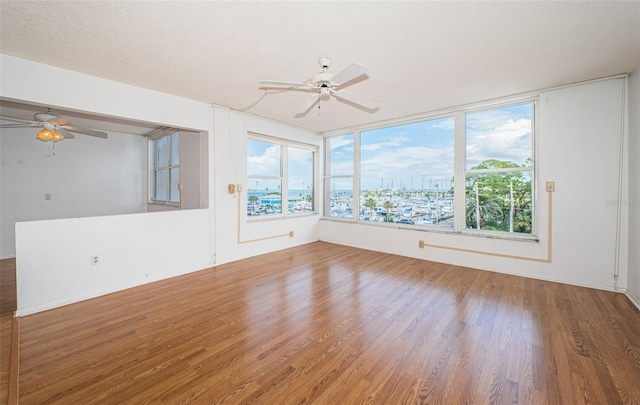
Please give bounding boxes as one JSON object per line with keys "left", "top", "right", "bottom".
{"left": 353, "top": 130, "right": 361, "bottom": 221}
{"left": 165, "top": 140, "right": 171, "bottom": 203}
{"left": 453, "top": 111, "right": 466, "bottom": 232}
{"left": 281, "top": 145, "right": 288, "bottom": 214}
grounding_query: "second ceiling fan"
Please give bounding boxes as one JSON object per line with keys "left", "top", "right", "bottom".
{"left": 259, "top": 57, "right": 378, "bottom": 114}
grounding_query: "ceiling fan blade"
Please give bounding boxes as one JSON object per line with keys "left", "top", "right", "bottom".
{"left": 0, "top": 123, "right": 42, "bottom": 129}
{"left": 299, "top": 93, "right": 321, "bottom": 114}
{"left": 57, "top": 128, "right": 75, "bottom": 139}
{"left": 62, "top": 125, "right": 108, "bottom": 139}
{"left": 259, "top": 80, "right": 313, "bottom": 89}
{"left": 50, "top": 117, "right": 68, "bottom": 126}
{"left": 0, "top": 116, "right": 39, "bottom": 125}
{"left": 332, "top": 89, "right": 378, "bottom": 110}
{"left": 331, "top": 63, "right": 369, "bottom": 86}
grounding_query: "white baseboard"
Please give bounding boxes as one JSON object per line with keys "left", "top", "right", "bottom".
{"left": 626, "top": 290, "right": 640, "bottom": 311}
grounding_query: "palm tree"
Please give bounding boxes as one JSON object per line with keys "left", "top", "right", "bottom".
{"left": 383, "top": 200, "right": 394, "bottom": 222}
{"left": 465, "top": 195, "right": 503, "bottom": 229}
{"left": 364, "top": 198, "right": 377, "bottom": 217}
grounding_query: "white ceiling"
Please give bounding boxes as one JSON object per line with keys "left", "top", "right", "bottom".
{"left": 1, "top": 1, "right": 639, "bottom": 134}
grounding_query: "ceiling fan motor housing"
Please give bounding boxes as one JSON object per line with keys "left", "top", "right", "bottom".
{"left": 311, "top": 72, "right": 334, "bottom": 88}
{"left": 318, "top": 57, "right": 332, "bottom": 70}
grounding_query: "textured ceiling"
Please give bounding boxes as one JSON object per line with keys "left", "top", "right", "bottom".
{"left": 1, "top": 1, "right": 639, "bottom": 134}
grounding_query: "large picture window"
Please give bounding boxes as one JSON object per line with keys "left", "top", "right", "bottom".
{"left": 360, "top": 117, "right": 455, "bottom": 226}
{"left": 247, "top": 134, "right": 316, "bottom": 217}
{"left": 324, "top": 99, "right": 536, "bottom": 238}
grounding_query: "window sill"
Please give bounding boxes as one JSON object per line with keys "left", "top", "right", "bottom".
{"left": 320, "top": 217, "right": 539, "bottom": 242}
{"left": 247, "top": 212, "right": 319, "bottom": 223}
{"left": 148, "top": 202, "right": 180, "bottom": 208}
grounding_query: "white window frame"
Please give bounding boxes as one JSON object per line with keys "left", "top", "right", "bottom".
{"left": 149, "top": 131, "right": 180, "bottom": 205}
{"left": 324, "top": 133, "right": 357, "bottom": 220}
{"left": 460, "top": 99, "right": 536, "bottom": 237}
{"left": 322, "top": 96, "right": 538, "bottom": 241}
{"left": 247, "top": 132, "right": 318, "bottom": 219}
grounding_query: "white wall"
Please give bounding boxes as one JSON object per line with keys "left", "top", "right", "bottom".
{"left": 319, "top": 78, "right": 628, "bottom": 292}
{"left": 15, "top": 210, "right": 214, "bottom": 314}
{"left": 180, "top": 130, "right": 208, "bottom": 210}
{"left": 0, "top": 54, "right": 218, "bottom": 315}
{"left": 627, "top": 66, "right": 640, "bottom": 308}
{"left": 1, "top": 54, "right": 321, "bottom": 315}
{"left": 1, "top": 126, "right": 147, "bottom": 258}
{"left": 213, "top": 108, "right": 321, "bottom": 265}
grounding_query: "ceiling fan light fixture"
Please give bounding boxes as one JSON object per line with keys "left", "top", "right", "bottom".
{"left": 35, "top": 128, "right": 63, "bottom": 142}
{"left": 51, "top": 131, "right": 63, "bottom": 142}
{"left": 36, "top": 128, "right": 53, "bottom": 142}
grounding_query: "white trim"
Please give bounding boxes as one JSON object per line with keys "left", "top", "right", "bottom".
{"left": 625, "top": 290, "right": 640, "bottom": 311}
{"left": 248, "top": 131, "right": 318, "bottom": 151}
{"left": 612, "top": 78, "right": 627, "bottom": 290}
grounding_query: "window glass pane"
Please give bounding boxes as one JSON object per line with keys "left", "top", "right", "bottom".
{"left": 247, "top": 178, "right": 282, "bottom": 216}
{"left": 360, "top": 117, "right": 455, "bottom": 227}
{"left": 169, "top": 168, "right": 180, "bottom": 203}
{"left": 465, "top": 171, "right": 532, "bottom": 233}
{"left": 466, "top": 103, "right": 532, "bottom": 169}
{"left": 327, "top": 178, "right": 354, "bottom": 218}
{"left": 247, "top": 139, "right": 281, "bottom": 177}
{"left": 155, "top": 137, "right": 167, "bottom": 169}
{"left": 287, "top": 147, "right": 313, "bottom": 214}
{"left": 328, "top": 134, "right": 354, "bottom": 176}
{"left": 154, "top": 170, "right": 167, "bottom": 201}
{"left": 170, "top": 133, "right": 179, "bottom": 166}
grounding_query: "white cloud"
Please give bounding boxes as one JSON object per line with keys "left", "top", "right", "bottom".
{"left": 328, "top": 135, "right": 353, "bottom": 151}
{"left": 466, "top": 117, "right": 531, "bottom": 167}
{"left": 360, "top": 145, "right": 454, "bottom": 189}
{"left": 247, "top": 144, "right": 280, "bottom": 175}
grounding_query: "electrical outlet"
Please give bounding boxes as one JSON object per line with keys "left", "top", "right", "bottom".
{"left": 546, "top": 181, "right": 555, "bottom": 192}
{"left": 91, "top": 255, "right": 100, "bottom": 265}
{"left": 418, "top": 240, "right": 425, "bottom": 248}
{"left": 237, "top": 184, "right": 243, "bottom": 192}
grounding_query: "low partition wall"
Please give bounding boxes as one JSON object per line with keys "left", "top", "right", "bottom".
{"left": 15, "top": 209, "right": 214, "bottom": 316}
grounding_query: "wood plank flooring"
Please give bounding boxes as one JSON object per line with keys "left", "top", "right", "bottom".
{"left": 0, "top": 258, "right": 16, "bottom": 405}
{"left": 8, "top": 242, "right": 640, "bottom": 404}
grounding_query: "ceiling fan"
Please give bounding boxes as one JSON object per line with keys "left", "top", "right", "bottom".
{"left": 0, "top": 109, "right": 108, "bottom": 142}
{"left": 259, "top": 57, "right": 378, "bottom": 114}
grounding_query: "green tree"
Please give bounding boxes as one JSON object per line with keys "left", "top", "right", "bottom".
{"left": 465, "top": 159, "right": 532, "bottom": 233}
{"left": 383, "top": 200, "right": 394, "bottom": 222}
{"left": 248, "top": 195, "right": 259, "bottom": 205}
{"left": 364, "top": 198, "right": 377, "bottom": 217}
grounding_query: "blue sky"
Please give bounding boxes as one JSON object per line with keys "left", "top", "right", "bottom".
{"left": 247, "top": 140, "right": 313, "bottom": 191}
{"left": 360, "top": 116, "right": 455, "bottom": 191}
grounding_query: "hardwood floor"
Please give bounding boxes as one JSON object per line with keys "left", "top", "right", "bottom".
{"left": 7, "top": 242, "right": 640, "bottom": 404}
{"left": 1, "top": 258, "right": 16, "bottom": 405}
